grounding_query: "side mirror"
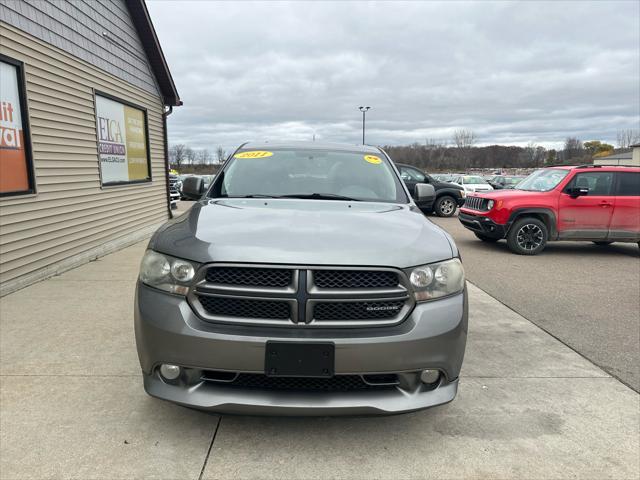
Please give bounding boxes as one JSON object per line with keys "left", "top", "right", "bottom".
{"left": 182, "top": 176, "right": 204, "bottom": 200}
{"left": 567, "top": 186, "right": 589, "bottom": 198}
{"left": 415, "top": 183, "right": 436, "bottom": 203}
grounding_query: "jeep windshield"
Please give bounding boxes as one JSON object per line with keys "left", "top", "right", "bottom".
{"left": 516, "top": 169, "right": 569, "bottom": 192}
{"left": 211, "top": 148, "right": 408, "bottom": 203}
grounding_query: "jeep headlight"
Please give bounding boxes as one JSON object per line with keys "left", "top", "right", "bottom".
{"left": 407, "top": 258, "right": 465, "bottom": 302}
{"left": 139, "top": 250, "right": 197, "bottom": 295}
{"left": 486, "top": 200, "right": 495, "bottom": 210}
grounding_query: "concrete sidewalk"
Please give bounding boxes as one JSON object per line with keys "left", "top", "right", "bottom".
{"left": 0, "top": 241, "right": 638, "bottom": 480}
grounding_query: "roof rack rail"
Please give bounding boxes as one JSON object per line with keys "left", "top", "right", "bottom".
{"left": 581, "top": 164, "right": 638, "bottom": 168}
{"left": 576, "top": 164, "right": 601, "bottom": 168}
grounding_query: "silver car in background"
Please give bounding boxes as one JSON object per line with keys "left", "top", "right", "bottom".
{"left": 135, "top": 142, "right": 467, "bottom": 415}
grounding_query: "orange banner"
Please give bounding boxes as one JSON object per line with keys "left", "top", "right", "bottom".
{"left": 0, "top": 129, "right": 29, "bottom": 193}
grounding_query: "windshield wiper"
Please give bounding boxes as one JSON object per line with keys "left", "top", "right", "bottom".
{"left": 279, "top": 193, "right": 361, "bottom": 201}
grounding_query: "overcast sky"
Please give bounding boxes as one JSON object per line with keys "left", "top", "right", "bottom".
{"left": 147, "top": 1, "right": 639, "bottom": 151}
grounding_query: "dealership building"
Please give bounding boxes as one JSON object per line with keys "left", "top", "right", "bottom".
{"left": 0, "top": 0, "right": 181, "bottom": 295}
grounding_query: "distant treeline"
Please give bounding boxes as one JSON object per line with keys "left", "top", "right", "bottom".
{"left": 384, "top": 144, "right": 550, "bottom": 171}
{"left": 167, "top": 128, "right": 638, "bottom": 173}
{"left": 383, "top": 129, "right": 639, "bottom": 172}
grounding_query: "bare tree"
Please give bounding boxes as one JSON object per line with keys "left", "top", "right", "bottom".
{"left": 563, "top": 137, "right": 584, "bottom": 162}
{"left": 523, "top": 142, "right": 537, "bottom": 166}
{"left": 546, "top": 149, "right": 557, "bottom": 165}
{"left": 425, "top": 138, "right": 447, "bottom": 149}
{"left": 534, "top": 146, "right": 546, "bottom": 167}
{"left": 616, "top": 129, "right": 640, "bottom": 148}
{"left": 184, "top": 147, "right": 195, "bottom": 165}
{"left": 523, "top": 142, "right": 547, "bottom": 167}
{"left": 216, "top": 146, "right": 227, "bottom": 164}
{"left": 452, "top": 129, "right": 476, "bottom": 149}
{"left": 169, "top": 144, "right": 187, "bottom": 168}
{"left": 196, "top": 149, "right": 212, "bottom": 165}
{"left": 452, "top": 129, "right": 476, "bottom": 167}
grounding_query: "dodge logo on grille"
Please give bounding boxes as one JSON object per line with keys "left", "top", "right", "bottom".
{"left": 366, "top": 305, "right": 400, "bottom": 311}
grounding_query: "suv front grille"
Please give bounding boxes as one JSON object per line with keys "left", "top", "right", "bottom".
{"left": 313, "top": 270, "right": 398, "bottom": 289}
{"left": 198, "top": 296, "right": 291, "bottom": 320}
{"left": 464, "top": 196, "right": 489, "bottom": 211}
{"left": 205, "top": 267, "right": 292, "bottom": 288}
{"left": 314, "top": 300, "right": 405, "bottom": 321}
{"left": 189, "top": 265, "right": 413, "bottom": 327}
{"left": 228, "top": 374, "right": 394, "bottom": 392}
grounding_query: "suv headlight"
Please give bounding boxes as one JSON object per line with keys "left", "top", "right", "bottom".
{"left": 486, "top": 199, "right": 494, "bottom": 210}
{"left": 407, "top": 258, "right": 465, "bottom": 302}
{"left": 139, "top": 250, "right": 198, "bottom": 295}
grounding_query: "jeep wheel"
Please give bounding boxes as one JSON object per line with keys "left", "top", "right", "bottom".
{"left": 474, "top": 232, "right": 499, "bottom": 242}
{"left": 507, "top": 217, "right": 548, "bottom": 255}
{"left": 592, "top": 241, "right": 613, "bottom": 246}
{"left": 435, "top": 196, "right": 457, "bottom": 217}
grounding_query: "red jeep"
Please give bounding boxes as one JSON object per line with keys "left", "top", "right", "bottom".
{"left": 458, "top": 166, "right": 640, "bottom": 255}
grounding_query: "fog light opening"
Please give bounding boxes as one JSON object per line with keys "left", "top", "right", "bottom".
{"left": 420, "top": 369, "right": 440, "bottom": 385}
{"left": 159, "top": 364, "right": 181, "bottom": 381}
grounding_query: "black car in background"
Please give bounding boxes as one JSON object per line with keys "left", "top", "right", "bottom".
{"left": 396, "top": 163, "right": 466, "bottom": 217}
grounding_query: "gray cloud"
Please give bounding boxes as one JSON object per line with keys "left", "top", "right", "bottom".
{"left": 147, "top": 0, "right": 640, "bottom": 150}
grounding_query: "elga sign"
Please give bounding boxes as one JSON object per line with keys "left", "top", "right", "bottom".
{"left": 0, "top": 60, "right": 31, "bottom": 194}
{"left": 95, "top": 94, "right": 150, "bottom": 185}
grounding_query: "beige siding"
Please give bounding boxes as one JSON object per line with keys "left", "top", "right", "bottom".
{"left": 0, "top": 22, "right": 170, "bottom": 287}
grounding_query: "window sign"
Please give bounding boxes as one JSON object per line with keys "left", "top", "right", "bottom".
{"left": 95, "top": 93, "right": 150, "bottom": 185}
{"left": 0, "top": 56, "right": 34, "bottom": 196}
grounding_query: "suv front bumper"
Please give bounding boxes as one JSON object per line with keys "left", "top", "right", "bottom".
{"left": 458, "top": 211, "right": 508, "bottom": 239}
{"left": 135, "top": 282, "right": 468, "bottom": 415}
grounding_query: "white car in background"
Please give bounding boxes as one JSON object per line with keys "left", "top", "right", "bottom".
{"left": 450, "top": 174, "right": 494, "bottom": 193}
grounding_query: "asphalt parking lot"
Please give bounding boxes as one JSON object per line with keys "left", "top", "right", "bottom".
{"left": 431, "top": 214, "right": 640, "bottom": 392}
{"left": 0, "top": 203, "right": 638, "bottom": 479}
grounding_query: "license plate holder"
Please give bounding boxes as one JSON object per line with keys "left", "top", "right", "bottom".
{"left": 265, "top": 342, "right": 334, "bottom": 377}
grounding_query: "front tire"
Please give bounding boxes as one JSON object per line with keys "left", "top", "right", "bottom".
{"left": 474, "top": 232, "right": 499, "bottom": 242}
{"left": 435, "top": 195, "right": 457, "bottom": 217}
{"left": 507, "top": 217, "right": 548, "bottom": 255}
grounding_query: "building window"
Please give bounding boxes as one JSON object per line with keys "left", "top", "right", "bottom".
{"left": 0, "top": 54, "right": 35, "bottom": 197}
{"left": 94, "top": 91, "right": 151, "bottom": 186}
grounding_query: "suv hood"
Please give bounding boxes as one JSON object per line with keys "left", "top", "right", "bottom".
{"left": 436, "top": 181, "right": 464, "bottom": 190}
{"left": 471, "top": 189, "right": 536, "bottom": 199}
{"left": 149, "top": 199, "right": 454, "bottom": 268}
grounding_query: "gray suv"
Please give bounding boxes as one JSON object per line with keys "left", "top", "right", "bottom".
{"left": 135, "top": 142, "right": 468, "bottom": 415}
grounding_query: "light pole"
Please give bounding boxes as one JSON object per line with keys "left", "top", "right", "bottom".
{"left": 359, "top": 106, "right": 370, "bottom": 144}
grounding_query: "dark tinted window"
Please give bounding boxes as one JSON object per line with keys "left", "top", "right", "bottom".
{"left": 567, "top": 172, "right": 614, "bottom": 196}
{"left": 400, "top": 167, "right": 425, "bottom": 182}
{"left": 615, "top": 172, "right": 640, "bottom": 196}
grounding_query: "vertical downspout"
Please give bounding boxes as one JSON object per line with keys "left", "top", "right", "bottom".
{"left": 162, "top": 105, "right": 174, "bottom": 219}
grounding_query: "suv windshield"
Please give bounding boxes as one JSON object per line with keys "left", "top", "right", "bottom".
{"left": 516, "top": 169, "right": 569, "bottom": 192}
{"left": 212, "top": 148, "right": 408, "bottom": 203}
{"left": 463, "top": 176, "right": 487, "bottom": 184}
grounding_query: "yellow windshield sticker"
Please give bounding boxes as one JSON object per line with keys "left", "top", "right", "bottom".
{"left": 234, "top": 150, "right": 274, "bottom": 159}
{"left": 364, "top": 155, "right": 382, "bottom": 164}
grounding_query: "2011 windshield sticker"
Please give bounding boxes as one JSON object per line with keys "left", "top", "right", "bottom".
{"left": 364, "top": 155, "right": 382, "bottom": 164}
{"left": 235, "top": 150, "right": 274, "bottom": 159}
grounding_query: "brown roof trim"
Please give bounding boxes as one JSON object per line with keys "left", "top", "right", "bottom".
{"left": 124, "top": 0, "right": 181, "bottom": 106}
